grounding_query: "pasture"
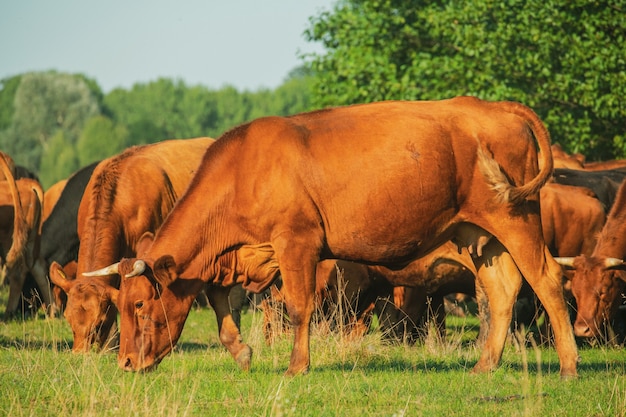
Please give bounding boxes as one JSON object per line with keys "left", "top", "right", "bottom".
{"left": 1, "top": 287, "right": 626, "bottom": 417}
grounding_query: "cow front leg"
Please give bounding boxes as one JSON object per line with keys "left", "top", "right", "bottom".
{"left": 206, "top": 285, "right": 252, "bottom": 371}
{"left": 280, "top": 265, "right": 316, "bottom": 376}
{"left": 471, "top": 242, "right": 522, "bottom": 374}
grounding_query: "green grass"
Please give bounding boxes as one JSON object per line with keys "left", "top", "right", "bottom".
{"left": 1, "top": 292, "right": 626, "bottom": 416}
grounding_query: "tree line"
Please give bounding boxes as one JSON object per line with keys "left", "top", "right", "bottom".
{"left": 0, "top": 69, "right": 314, "bottom": 189}
{"left": 1, "top": 0, "right": 623, "bottom": 189}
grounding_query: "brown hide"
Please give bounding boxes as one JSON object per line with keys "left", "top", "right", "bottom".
{"left": 48, "top": 137, "right": 214, "bottom": 352}
{"left": 541, "top": 183, "right": 606, "bottom": 259}
{"left": 581, "top": 159, "right": 626, "bottom": 171}
{"left": 556, "top": 180, "right": 626, "bottom": 339}
{"left": 0, "top": 176, "right": 46, "bottom": 315}
{"left": 549, "top": 144, "right": 586, "bottom": 170}
{"left": 110, "top": 98, "right": 578, "bottom": 377}
{"left": 0, "top": 152, "right": 27, "bottom": 268}
{"left": 41, "top": 178, "right": 68, "bottom": 228}
{"left": 546, "top": 143, "right": 626, "bottom": 172}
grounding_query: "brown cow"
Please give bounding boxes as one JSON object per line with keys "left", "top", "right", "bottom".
{"left": 41, "top": 178, "right": 69, "bottom": 228}
{"left": 555, "top": 180, "right": 626, "bottom": 341}
{"left": 91, "top": 97, "right": 578, "bottom": 378}
{"left": 49, "top": 137, "right": 214, "bottom": 352}
{"left": 542, "top": 183, "right": 606, "bottom": 261}
{"left": 0, "top": 153, "right": 48, "bottom": 316}
{"left": 387, "top": 183, "right": 608, "bottom": 345}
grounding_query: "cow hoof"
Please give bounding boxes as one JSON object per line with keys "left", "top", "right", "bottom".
{"left": 235, "top": 345, "right": 252, "bottom": 371}
{"left": 470, "top": 362, "right": 496, "bottom": 375}
{"left": 285, "top": 365, "right": 310, "bottom": 377}
{"left": 559, "top": 369, "right": 578, "bottom": 380}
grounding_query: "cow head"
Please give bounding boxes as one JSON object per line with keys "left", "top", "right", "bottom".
{"left": 109, "top": 256, "right": 204, "bottom": 372}
{"left": 556, "top": 256, "right": 626, "bottom": 339}
{"left": 49, "top": 261, "right": 119, "bottom": 352}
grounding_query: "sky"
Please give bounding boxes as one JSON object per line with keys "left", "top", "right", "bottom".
{"left": 0, "top": 0, "right": 336, "bottom": 93}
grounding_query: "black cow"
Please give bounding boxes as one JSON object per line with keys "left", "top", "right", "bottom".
{"left": 552, "top": 168, "right": 626, "bottom": 212}
{"left": 20, "top": 162, "right": 100, "bottom": 313}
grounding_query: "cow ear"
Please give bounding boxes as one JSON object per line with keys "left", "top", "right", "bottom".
{"left": 49, "top": 261, "right": 75, "bottom": 294}
{"left": 153, "top": 255, "right": 177, "bottom": 288}
{"left": 135, "top": 231, "right": 155, "bottom": 257}
{"left": 105, "top": 286, "right": 119, "bottom": 307}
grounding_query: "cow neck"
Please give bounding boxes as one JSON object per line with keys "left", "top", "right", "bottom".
{"left": 146, "top": 186, "right": 235, "bottom": 285}
{"left": 77, "top": 217, "right": 125, "bottom": 281}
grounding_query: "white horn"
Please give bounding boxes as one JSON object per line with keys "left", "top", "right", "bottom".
{"left": 83, "top": 263, "right": 120, "bottom": 277}
{"left": 125, "top": 260, "right": 146, "bottom": 278}
{"left": 604, "top": 258, "right": 624, "bottom": 269}
{"left": 554, "top": 257, "right": 576, "bottom": 267}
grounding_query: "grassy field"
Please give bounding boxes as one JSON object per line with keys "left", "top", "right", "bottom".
{"left": 1, "top": 290, "right": 626, "bottom": 417}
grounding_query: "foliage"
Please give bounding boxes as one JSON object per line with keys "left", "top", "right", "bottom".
{"left": 76, "top": 115, "right": 129, "bottom": 171}
{"left": 0, "top": 71, "right": 315, "bottom": 189}
{"left": 0, "top": 71, "right": 101, "bottom": 173}
{"left": 305, "top": 0, "right": 626, "bottom": 160}
{"left": 0, "top": 75, "right": 21, "bottom": 131}
{"left": 38, "top": 131, "right": 80, "bottom": 189}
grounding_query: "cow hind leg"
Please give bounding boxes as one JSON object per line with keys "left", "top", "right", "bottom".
{"left": 29, "top": 257, "right": 55, "bottom": 315}
{"left": 471, "top": 241, "right": 522, "bottom": 374}
{"left": 206, "top": 285, "right": 252, "bottom": 371}
{"left": 516, "top": 246, "right": 579, "bottom": 378}
{"left": 5, "top": 263, "right": 28, "bottom": 317}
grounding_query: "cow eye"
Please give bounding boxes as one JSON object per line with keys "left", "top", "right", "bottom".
{"left": 135, "top": 301, "right": 144, "bottom": 309}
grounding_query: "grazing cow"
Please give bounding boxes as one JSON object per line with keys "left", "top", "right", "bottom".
{"left": 49, "top": 138, "right": 214, "bottom": 352}
{"left": 91, "top": 98, "right": 579, "bottom": 378}
{"left": 389, "top": 183, "right": 608, "bottom": 345}
{"left": 555, "top": 180, "right": 626, "bottom": 340}
{"left": 0, "top": 153, "right": 47, "bottom": 316}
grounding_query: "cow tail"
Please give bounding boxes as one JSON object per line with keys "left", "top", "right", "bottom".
{"left": 0, "top": 152, "right": 28, "bottom": 267}
{"left": 478, "top": 102, "right": 553, "bottom": 205}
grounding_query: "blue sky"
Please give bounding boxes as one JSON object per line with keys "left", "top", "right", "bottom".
{"left": 0, "top": 0, "right": 336, "bottom": 92}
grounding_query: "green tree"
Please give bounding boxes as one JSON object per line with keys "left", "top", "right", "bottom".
{"left": 103, "top": 78, "right": 207, "bottom": 144}
{"left": 38, "top": 130, "right": 79, "bottom": 189}
{"left": 0, "top": 75, "right": 21, "bottom": 131}
{"left": 305, "top": 0, "right": 626, "bottom": 160}
{"left": 76, "top": 115, "right": 128, "bottom": 168}
{"left": 0, "top": 71, "right": 101, "bottom": 171}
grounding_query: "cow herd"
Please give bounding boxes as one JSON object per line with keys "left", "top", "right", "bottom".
{"left": 2, "top": 97, "right": 626, "bottom": 380}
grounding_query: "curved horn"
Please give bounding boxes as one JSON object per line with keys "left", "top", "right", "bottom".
{"left": 554, "top": 257, "right": 576, "bottom": 267}
{"left": 604, "top": 258, "right": 624, "bottom": 269}
{"left": 83, "top": 262, "right": 120, "bottom": 277}
{"left": 125, "top": 260, "right": 146, "bottom": 278}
